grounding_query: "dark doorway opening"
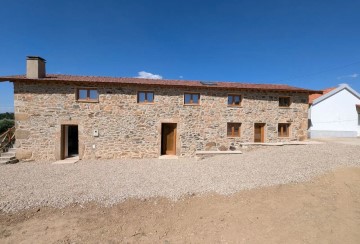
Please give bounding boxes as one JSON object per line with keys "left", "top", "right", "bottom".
{"left": 68, "top": 125, "right": 79, "bottom": 156}
{"left": 161, "top": 123, "right": 177, "bottom": 155}
{"left": 61, "top": 125, "right": 79, "bottom": 159}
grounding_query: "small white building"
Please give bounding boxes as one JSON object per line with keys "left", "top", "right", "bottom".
{"left": 308, "top": 84, "right": 360, "bottom": 138}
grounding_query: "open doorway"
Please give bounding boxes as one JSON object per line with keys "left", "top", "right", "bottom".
{"left": 161, "top": 123, "right": 177, "bottom": 155}
{"left": 61, "top": 125, "right": 79, "bottom": 159}
{"left": 254, "top": 123, "right": 265, "bottom": 143}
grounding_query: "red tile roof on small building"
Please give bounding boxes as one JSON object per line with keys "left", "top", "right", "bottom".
{"left": 0, "top": 74, "right": 321, "bottom": 93}
{"left": 308, "top": 87, "right": 336, "bottom": 104}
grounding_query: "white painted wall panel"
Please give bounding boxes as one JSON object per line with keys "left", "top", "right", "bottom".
{"left": 309, "top": 88, "right": 360, "bottom": 137}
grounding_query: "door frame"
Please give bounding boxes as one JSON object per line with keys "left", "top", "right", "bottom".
{"left": 161, "top": 123, "right": 177, "bottom": 155}
{"left": 60, "top": 124, "right": 79, "bottom": 159}
{"left": 357, "top": 111, "right": 360, "bottom": 136}
{"left": 158, "top": 119, "right": 179, "bottom": 157}
{"left": 254, "top": 123, "right": 266, "bottom": 143}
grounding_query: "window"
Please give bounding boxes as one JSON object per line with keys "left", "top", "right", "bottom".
{"left": 184, "top": 93, "right": 200, "bottom": 105}
{"left": 77, "top": 88, "right": 98, "bottom": 102}
{"left": 227, "top": 123, "right": 241, "bottom": 137}
{"left": 358, "top": 113, "right": 360, "bottom": 126}
{"left": 228, "top": 94, "right": 242, "bottom": 106}
{"left": 137, "top": 91, "right": 154, "bottom": 103}
{"left": 279, "top": 97, "right": 291, "bottom": 107}
{"left": 278, "top": 123, "right": 290, "bottom": 137}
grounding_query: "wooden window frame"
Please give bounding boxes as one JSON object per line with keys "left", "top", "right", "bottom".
{"left": 227, "top": 123, "right": 241, "bottom": 137}
{"left": 278, "top": 123, "right": 290, "bottom": 138}
{"left": 76, "top": 88, "right": 99, "bottom": 103}
{"left": 279, "top": 96, "right": 291, "bottom": 107}
{"left": 137, "top": 91, "right": 155, "bottom": 104}
{"left": 184, "top": 93, "right": 200, "bottom": 105}
{"left": 227, "top": 94, "right": 242, "bottom": 107}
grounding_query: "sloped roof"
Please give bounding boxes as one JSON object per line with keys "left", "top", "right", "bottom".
{"left": 308, "top": 87, "right": 335, "bottom": 104}
{"left": 0, "top": 74, "right": 320, "bottom": 93}
{"left": 311, "top": 84, "right": 360, "bottom": 105}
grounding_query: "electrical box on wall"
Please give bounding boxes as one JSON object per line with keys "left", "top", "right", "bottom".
{"left": 93, "top": 129, "right": 99, "bottom": 137}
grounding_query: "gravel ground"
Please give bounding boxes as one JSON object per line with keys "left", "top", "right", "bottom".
{"left": 1, "top": 142, "right": 360, "bottom": 213}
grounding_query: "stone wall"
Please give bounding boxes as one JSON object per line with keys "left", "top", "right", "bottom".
{"left": 13, "top": 81, "right": 309, "bottom": 160}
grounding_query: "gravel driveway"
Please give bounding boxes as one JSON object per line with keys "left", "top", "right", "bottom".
{"left": 1, "top": 142, "right": 360, "bottom": 212}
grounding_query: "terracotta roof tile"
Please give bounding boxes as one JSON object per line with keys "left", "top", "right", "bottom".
{"left": 0, "top": 74, "right": 320, "bottom": 93}
{"left": 308, "top": 87, "right": 336, "bottom": 104}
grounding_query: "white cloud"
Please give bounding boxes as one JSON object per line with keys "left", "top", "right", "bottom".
{"left": 337, "top": 73, "right": 359, "bottom": 80}
{"left": 179, "top": 75, "right": 183, "bottom": 79}
{"left": 349, "top": 73, "right": 359, "bottom": 78}
{"left": 136, "top": 71, "right": 162, "bottom": 79}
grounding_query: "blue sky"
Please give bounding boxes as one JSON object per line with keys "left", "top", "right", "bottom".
{"left": 1, "top": 0, "right": 360, "bottom": 112}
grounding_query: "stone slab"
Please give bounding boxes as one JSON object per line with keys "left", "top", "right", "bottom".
{"left": 196, "top": 151, "right": 243, "bottom": 154}
{"left": 52, "top": 156, "right": 80, "bottom": 165}
{"left": 15, "top": 113, "right": 29, "bottom": 121}
{"left": 158, "top": 155, "right": 179, "bottom": 159}
{"left": 15, "top": 130, "right": 30, "bottom": 140}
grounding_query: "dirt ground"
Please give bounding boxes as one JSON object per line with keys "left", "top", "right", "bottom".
{"left": 1, "top": 167, "right": 360, "bottom": 244}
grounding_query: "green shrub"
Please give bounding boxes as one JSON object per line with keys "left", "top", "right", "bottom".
{"left": 0, "top": 112, "right": 14, "bottom": 120}
{"left": 0, "top": 119, "right": 15, "bottom": 134}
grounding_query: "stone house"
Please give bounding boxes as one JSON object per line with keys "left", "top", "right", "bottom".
{"left": 0, "top": 57, "right": 319, "bottom": 161}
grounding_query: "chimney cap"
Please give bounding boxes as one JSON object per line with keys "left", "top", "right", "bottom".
{"left": 26, "top": 56, "right": 46, "bottom": 62}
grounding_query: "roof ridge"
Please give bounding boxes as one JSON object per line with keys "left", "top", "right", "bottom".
{"left": 311, "top": 84, "right": 360, "bottom": 105}
{"left": 45, "top": 74, "right": 301, "bottom": 87}
{"left": 0, "top": 73, "right": 321, "bottom": 93}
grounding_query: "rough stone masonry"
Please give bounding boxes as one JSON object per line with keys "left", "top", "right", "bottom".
{"left": 13, "top": 80, "right": 309, "bottom": 160}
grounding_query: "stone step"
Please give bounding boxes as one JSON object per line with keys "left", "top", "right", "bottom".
{"left": 1, "top": 152, "right": 16, "bottom": 157}
{"left": 0, "top": 156, "right": 15, "bottom": 161}
{"left": 0, "top": 159, "right": 18, "bottom": 165}
{"left": 0, "top": 148, "right": 19, "bottom": 165}
{"left": 7, "top": 159, "right": 19, "bottom": 164}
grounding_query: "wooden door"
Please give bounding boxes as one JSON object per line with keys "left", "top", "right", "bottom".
{"left": 254, "top": 123, "right": 265, "bottom": 142}
{"left": 161, "top": 123, "right": 177, "bottom": 155}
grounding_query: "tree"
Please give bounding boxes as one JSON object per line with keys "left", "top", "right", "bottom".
{"left": 0, "top": 112, "right": 14, "bottom": 120}
{"left": 0, "top": 119, "right": 15, "bottom": 134}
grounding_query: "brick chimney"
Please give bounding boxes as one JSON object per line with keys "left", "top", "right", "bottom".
{"left": 26, "top": 56, "right": 46, "bottom": 78}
